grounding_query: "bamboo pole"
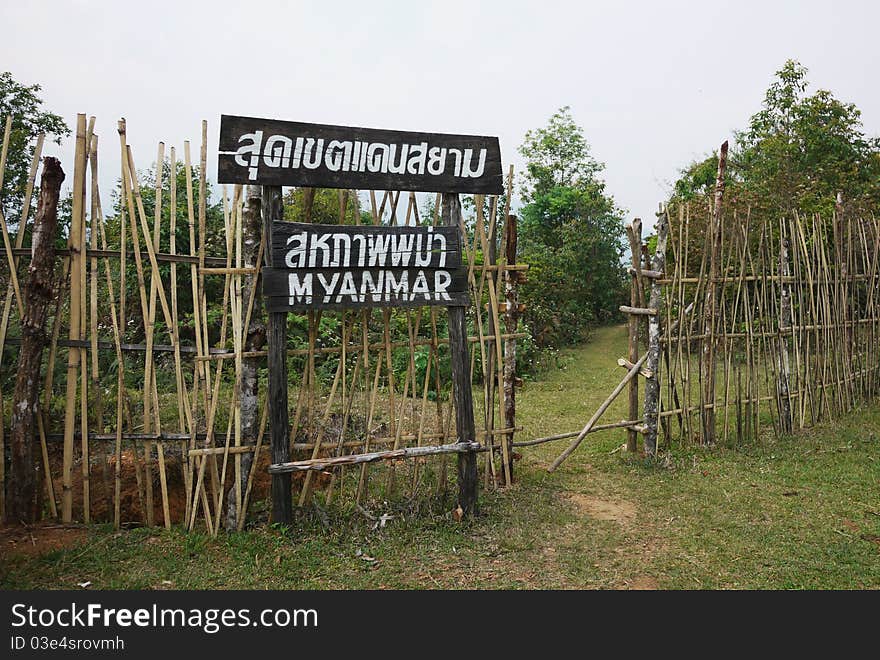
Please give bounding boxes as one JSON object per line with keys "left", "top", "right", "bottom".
{"left": 60, "top": 114, "right": 87, "bottom": 522}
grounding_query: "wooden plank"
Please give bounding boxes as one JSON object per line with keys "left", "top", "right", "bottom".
{"left": 217, "top": 115, "right": 503, "bottom": 194}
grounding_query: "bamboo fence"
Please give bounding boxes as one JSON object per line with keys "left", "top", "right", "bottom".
{"left": 656, "top": 198, "right": 880, "bottom": 448}
{"left": 0, "top": 114, "right": 524, "bottom": 532}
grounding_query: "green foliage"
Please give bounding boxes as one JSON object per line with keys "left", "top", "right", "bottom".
{"left": 672, "top": 60, "right": 880, "bottom": 216}
{"left": 0, "top": 72, "right": 69, "bottom": 222}
{"left": 283, "top": 187, "right": 371, "bottom": 224}
{"left": 519, "top": 106, "right": 602, "bottom": 197}
{"left": 517, "top": 107, "right": 627, "bottom": 350}
{"left": 672, "top": 154, "right": 719, "bottom": 202}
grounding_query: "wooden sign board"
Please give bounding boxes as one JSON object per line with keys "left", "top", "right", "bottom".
{"left": 262, "top": 222, "right": 468, "bottom": 312}
{"left": 218, "top": 114, "right": 503, "bottom": 194}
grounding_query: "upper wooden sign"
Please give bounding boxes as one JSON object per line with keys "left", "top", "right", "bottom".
{"left": 217, "top": 115, "right": 503, "bottom": 194}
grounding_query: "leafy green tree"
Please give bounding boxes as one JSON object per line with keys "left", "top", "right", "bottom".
{"left": 736, "top": 60, "right": 880, "bottom": 215}
{"left": 519, "top": 106, "right": 602, "bottom": 197}
{"left": 518, "top": 107, "right": 627, "bottom": 348}
{"left": 672, "top": 60, "right": 880, "bottom": 216}
{"left": 0, "top": 72, "right": 69, "bottom": 222}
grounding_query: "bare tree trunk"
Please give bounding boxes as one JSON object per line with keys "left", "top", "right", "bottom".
{"left": 7, "top": 157, "right": 64, "bottom": 523}
{"left": 226, "top": 185, "right": 265, "bottom": 530}
{"left": 643, "top": 208, "right": 670, "bottom": 456}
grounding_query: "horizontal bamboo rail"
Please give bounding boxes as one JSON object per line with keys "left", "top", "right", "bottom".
{"left": 268, "top": 441, "right": 483, "bottom": 474}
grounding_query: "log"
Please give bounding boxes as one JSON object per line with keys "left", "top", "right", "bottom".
{"left": 626, "top": 219, "right": 643, "bottom": 453}
{"left": 225, "top": 185, "right": 265, "bottom": 531}
{"left": 269, "top": 442, "right": 482, "bottom": 474}
{"left": 628, "top": 267, "right": 663, "bottom": 279}
{"left": 7, "top": 157, "right": 64, "bottom": 523}
{"left": 619, "top": 305, "right": 657, "bottom": 316}
{"left": 643, "top": 207, "right": 671, "bottom": 456}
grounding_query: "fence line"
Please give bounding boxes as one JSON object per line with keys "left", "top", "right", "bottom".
{"left": 656, "top": 198, "right": 880, "bottom": 448}
{"left": 0, "top": 114, "right": 524, "bottom": 532}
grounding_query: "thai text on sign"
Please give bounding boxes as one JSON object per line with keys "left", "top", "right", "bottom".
{"left": 218, "top": 115, "right": 503, "bottom": 194}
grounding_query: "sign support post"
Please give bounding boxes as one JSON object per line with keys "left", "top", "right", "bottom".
{"left": 263, "top": 185, "right": 292, "bottom": 525}
{"left": 442, "top": 193, "right": 478, "bottom": 516}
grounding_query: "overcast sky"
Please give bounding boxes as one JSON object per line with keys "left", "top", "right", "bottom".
{"left": 2, "top": 0, "right": 878, "bottom": 228}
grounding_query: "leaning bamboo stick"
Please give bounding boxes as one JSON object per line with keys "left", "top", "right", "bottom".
{"left": 0, "top": 119, "right": 24, "bottom": 322}
{"left": 0, "top": 133, "right": 43, "bottom": 373}
{"left": 548, "top": 353, "right": 648, "bottom": 472}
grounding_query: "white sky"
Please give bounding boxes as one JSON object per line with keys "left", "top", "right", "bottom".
{"left": 2, "top": 0, "right": 879, "bottom": 229}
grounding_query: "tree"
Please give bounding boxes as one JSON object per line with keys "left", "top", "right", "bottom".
{"left": 519, "top": 106, "right": 603, "bottom": 198}
{"left": 672, "top": 60, "right": 880, "bottom": 216}
{"left": 517, "top": 108, "right": 627, "bottom": 348}
{"left": 736, "top": 60, "right": 880, "bottom": 215}
{"left": 0, "top": 72, "right": 69, "bottom": 222}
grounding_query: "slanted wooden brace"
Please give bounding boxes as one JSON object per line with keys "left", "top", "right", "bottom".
{"left": 218, "top": 115, "right": 503, "bottom": 523}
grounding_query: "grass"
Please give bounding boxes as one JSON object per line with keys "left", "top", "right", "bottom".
{"left": 2, "top": 325, "right": 878, "bottom": 589}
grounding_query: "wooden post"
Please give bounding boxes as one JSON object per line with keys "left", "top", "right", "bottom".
{"left": 700, "top": 140, "right": 727, "bottom": 444}
{"left": 643, "top": 208, "right": 670, "bottom": 456}
{"left": 441, "top": 193, "right": 478, "bottom": 516}
{"left": 264, "top": 185, "right": 292, "bottom": 525}
{"left": 502, "top": 213, "right": 518, "bottom": 481}
{"left": 626, "top": 218, "right": 643, "bottom": 452}
{"left": 7, "top": 157, "right": 64, "bottom": 523}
